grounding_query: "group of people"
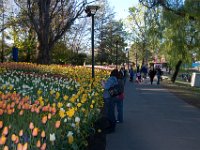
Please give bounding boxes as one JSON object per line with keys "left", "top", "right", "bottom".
{"left": 102, "top": 67, "right": 126, "bottom": 133}
{"left": 129, "top": 64, "right": 163, "bottom": 85}
{"left": 129, "top": 65, "right": 144, "bottom": 83}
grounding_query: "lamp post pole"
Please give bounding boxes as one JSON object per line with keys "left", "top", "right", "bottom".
{"left": 91, "top": 14, "right": 95, "bottom": 78}
{"left": 85, "top": 5, "right": 99, "bottom": 78}
{"left": 115, "top": 40, "right": 118, "bottom": 69}
{"left": 128, "top": 51, "right": 129, "bottom": 70}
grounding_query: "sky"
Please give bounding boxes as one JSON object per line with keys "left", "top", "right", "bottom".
{"left": 108, "top": 0, "right": 139, "bottom": 20}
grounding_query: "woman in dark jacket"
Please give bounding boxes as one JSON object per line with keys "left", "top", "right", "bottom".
{"left": 114, "top": 71, "right": 125, "bottom": 123}
{"left": 102, "top": 69, "right": 119, "bottom": 133}
{"left": 149, "top": 66, "right": 155, "bottom": 85}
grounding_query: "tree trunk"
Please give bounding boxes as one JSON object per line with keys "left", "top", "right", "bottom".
{"left": 171, "top": 60, "right": 182, "bottom": 83}
{"left": 37, "top": 42, "right": 51, "bottom": 64}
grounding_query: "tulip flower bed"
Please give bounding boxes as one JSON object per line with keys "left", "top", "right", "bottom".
{"left": 0, "top": 63, "right": 110, "bottom": 150}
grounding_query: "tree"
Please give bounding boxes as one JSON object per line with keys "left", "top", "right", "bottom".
{"left": 14, "top": 0, "right": 92, "bottom": 64}
{"left": 139, "top": 0, "right": 200, "bottom": 82}
{"left": 96, "top": 19, "right": 127, "bottom": 65}
{"left": 127, "top": 5, "right": 151, "bottom": 66}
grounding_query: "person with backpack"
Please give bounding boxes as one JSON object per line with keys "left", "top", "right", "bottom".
{"left": 114, "top": 71, "right": 125, "bottom": 123}
{"left": 102, "top": 69, "right": 119, "bottom": 133}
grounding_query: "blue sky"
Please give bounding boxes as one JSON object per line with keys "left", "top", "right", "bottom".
{"left": 108, "top": 0, "right": 138, "bottom": 20}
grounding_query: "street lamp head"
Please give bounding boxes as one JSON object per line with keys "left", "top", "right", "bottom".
{"left": 85, "top": 5, "right": 100, "bottom": 17}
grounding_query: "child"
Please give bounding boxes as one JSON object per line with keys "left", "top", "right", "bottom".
{"left": 136, "top": 71, "right": 142, "bottom": 83}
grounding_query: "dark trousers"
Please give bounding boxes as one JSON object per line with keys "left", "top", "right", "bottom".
{"left": 103, "top": 97, "right": 116, "bottom": 131}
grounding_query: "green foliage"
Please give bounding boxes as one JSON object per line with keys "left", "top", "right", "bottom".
{"left": 96, "top": 20, "right": 127, "bottom": 65}
{"left": 51, "top": 41, "right": 87, "bottom": 65}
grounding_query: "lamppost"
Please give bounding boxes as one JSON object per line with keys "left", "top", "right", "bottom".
{"left": 85, "top": 5, "right": 100, "bottom": 78}
{"left": 115, "top": 40, "right": 119, "bottom": 69}
{"left": 125, "top": 48, "right": 130, "bottom": 70}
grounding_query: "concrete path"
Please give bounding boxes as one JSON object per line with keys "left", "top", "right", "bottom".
{"left": 106, "top": 79, "right": 200, "bottom": 150}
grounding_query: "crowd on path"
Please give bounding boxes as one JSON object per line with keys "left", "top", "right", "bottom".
{"left": 102, "top": 64, "right": 163, "bottom": 134}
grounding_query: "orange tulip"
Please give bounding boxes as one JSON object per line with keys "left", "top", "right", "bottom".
{"left": 41, "top": 130, "right": 45, "bottom": 138}
{"left": 32, "top": 128, "right": 39, "bottom": 137}
{"left": 6, "top": 104, "right": 11, "bottom": 110}
{"left": 19, "top": 110, "right": 24, "bottom": 116}
{"left": 0, "top": 120, "right": 3, "bottom": 129}
{"left": 23, "top": 103, "right": 30, "bottom": 110}
{"left": 17, "top": 143, "right": 23, "bottom": 150}
{"left": 7, "top": 109, "right": 14, "bottom": 115}
{"left": 42, "top": 116, "right": 47, "bottom": 124}
{"left": 36, "top": 140, "right": 41, "bottom": 148}
{"left": 47, "top": 113, "right": 51, "bottom": 119}
{"left": 35, "top": 108, "right": 40, "bottom": 114}
{"left": 0, "top": 101, "right": 3, "bottom": 107}
{"left": 2, "top": 126, "right": 8, "bottom": 136}
{"left": 40, "top": 143, "right": 46, "bottom": 150}
{"left": 0, "top": 109, "right": 4, "bottom": 115}
{"left": 55, "top": 121, "right": 61, "bottom": 128}
{"left": 42, "top": 106, "right": 48, "bottom": 112}
{"left": 10, "top": 102, "right": 15, "bottom": 108}
{"left": 17, "top": 104, "right": 21, "bottom": 110}
{"left": 11, "top": 134, "right": 17, "bottom": 142}
{"left": 0, "top": 135, "right": 7, "bottom": 145}
{"left": 19, "top": 130, "right": 23, "bottom": 137}
{"left": 31, "top": 107, "right": 35, "bottom": 112}
{"left": 29, "top": 122, "right": 34, "bottom": 130}
{"left": 2, "top": 103, "right": 6, "bottom": 109}
{"left": 14, "top": 136, "right": 19, "bottom": 144}
{"left": 3, "top": 145, "right": 9, "bottom": 150}
{"left": 51, "top": 107, "right": 56, "bottom": 114}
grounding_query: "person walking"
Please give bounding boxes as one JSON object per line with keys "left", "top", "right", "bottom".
{"left": 129, "top": 66, "right": 134, "bottom": 82}
{"left": 115, "top": 71, "right": 125, "bottom": 123}
{"left": 102, "top": 69, "right": 119, "bottom": 133}
{"left": 148, "top": 66, "right": 155, "bottom": 85}
{"left": 120, "top": 66, "right": 127, "bottom": 84}
{"left": 156, "top": 66, "right": 162, "bottom": 85}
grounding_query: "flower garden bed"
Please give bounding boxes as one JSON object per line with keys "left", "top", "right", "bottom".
{"left": 0, "top": 62, "right": 109, "bottom": 150}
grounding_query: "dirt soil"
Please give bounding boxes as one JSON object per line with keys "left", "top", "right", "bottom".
{"left": 161, "top": 80, "right": 200, "bottom": 109}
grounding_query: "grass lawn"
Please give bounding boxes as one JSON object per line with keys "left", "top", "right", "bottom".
{"left": 161, "top": 78, "right": 200, "bottom": 108}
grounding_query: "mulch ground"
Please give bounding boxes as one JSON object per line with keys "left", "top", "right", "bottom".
{"left": 161, "top": 80, "right": 200, "bottom": 109}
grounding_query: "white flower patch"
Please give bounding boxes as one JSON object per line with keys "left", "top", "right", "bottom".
{"left": 91, "top": 91, "right": 95, "bottom": 96}
{"left": 76, "top": 98, "right": 79, "bottom": 102}
{"left": 50, "top": 133, "right": 56, "bottom": 142}
{"left": 67, "top": 103, "right": 72, "bottom": 107}
{"left": 67, "top": 131, "right": 73, "bottom": 137}
{"left": 75, "top": 117, "right": 80, "bottom": 123}
{"left": 71, "top": 123, "right": 76, "bottom": 128}
{"left": 22, "top": 84, "right": 30, "bottom": 89}
{"left": 60, "top": 108, "right": 65, "bottom": 112}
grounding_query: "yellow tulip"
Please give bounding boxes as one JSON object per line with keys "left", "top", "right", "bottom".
{"left": 68, "top": 135, "right": 74, "bottom": 144}
{"left": 0, "top": 135, "right": 7, "bottom": 145}
{"left": 41, "top": 130, "right": 46, "bottom": 138}
{"left": 17, "top": 143, "right": 23, "bottom": 150}
{"left": 0, "top": 120, "right": 3, "bottom": 129}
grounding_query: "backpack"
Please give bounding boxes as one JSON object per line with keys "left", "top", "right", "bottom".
{"left": 108, "top": 84, "right": 122, "bottom": 97}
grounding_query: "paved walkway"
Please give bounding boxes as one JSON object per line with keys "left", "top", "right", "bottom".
{"left": 106, "top": 78, "right": 200, "bottom": 150}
